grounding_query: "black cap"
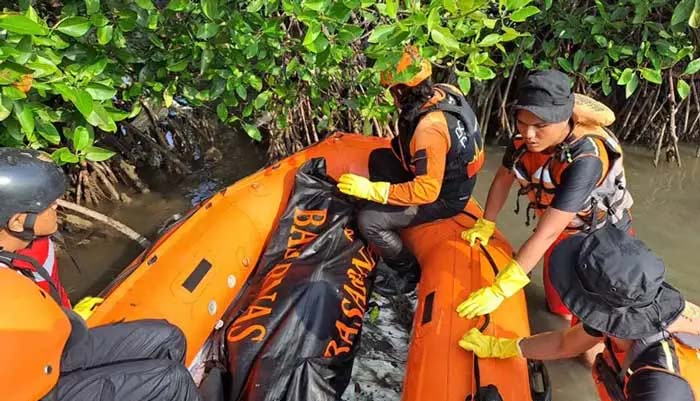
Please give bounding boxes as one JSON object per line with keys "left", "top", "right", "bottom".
{"left": 550, "top": 225, "right": 685, "bottom": 340}
{"left": 513, "top": 70, "right": 574, "bottom": 123}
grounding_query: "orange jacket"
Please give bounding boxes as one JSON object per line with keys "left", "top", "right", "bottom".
{"left": 388, "top": 85, "right": 484, "bottom": 206}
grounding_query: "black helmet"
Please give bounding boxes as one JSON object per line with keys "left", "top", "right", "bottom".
{"left": 0, "top": 148, "right": 67, "bottom": 230}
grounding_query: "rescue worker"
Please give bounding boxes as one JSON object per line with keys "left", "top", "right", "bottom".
{"left": 0, "top": 147, "right": 72, "bottom": 307}
{"left": 337, "top": 45, "right": 484, "bottom": 296}
{"left": 456, "top": 70, "right": 633, "bottom": 320}
{"left": 0, "top": 148, "right": 201, "bottom": 401}
{"left": 457, "top": 226, "right": 700, "bottom": 401}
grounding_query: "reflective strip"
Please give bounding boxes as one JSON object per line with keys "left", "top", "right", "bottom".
{"left": 585, "top": 137, "right": 600, "bottom": 157}
{"left": 31, "top": 239, "right": 54, "bottom": 282}
{"left": 661, "top": 340, "right": 676, "bottom": 374}
{"left": 513, "top": 166, "right": 528, "bottom": 181}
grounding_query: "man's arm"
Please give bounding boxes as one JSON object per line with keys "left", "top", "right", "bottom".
{"left": 483, "top": 166, "right": 515, "bottom": 222}
{"left": 519, "top": 323, "right": 602, "bottom": 360}
{"left": 386, "top": 112, "right": 449, "bottom": 206}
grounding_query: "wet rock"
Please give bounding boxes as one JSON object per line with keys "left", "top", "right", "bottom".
{"left": 204, "top": 146, "right": 223, "bottom": 164}
{"left": 120, "top": 192, "right": 133, "bottom": 204}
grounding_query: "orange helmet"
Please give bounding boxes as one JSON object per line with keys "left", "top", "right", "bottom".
{"left": 0, "top": 269, "right": 71, "bottom": 401}
{"left": 380, "top": 45, "right": 432, "bottom": 89}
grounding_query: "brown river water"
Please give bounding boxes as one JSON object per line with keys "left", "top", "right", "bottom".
{"left": 59, "top": 135, "right": 700, "bottom": 401}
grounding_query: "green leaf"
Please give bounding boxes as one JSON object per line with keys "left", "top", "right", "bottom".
{"left": 147, "top": 14, "right": 159, "bottom": 30}
{"left": 677, "top": 79, "right": 691, "bottom": 100}
{"left": 304, "top": 0, "right": 328, "bottom": 12}
{"left": 52, "top": 148, "right": 79, "bottom": 165}
{"left": 83, "top": 58, "right": 109, "bottom": 77}
{"left": 501, "top": 27, "right": 521, "bottom": 42}
{"left": 458, "top": 76, "right": 471, "bottom": 95}
{"left": 0, "top": 95, "right": 11, "bottom": 121}
{"left": 431, "top": 27, "right": 461, "bottom": 51}
{"left": 201, "top": 0, "right": 220, "bottom": 20}
{"left": 105, "top": 107, "right": 129, "bottom": 122}
{"left": 684, "top": 58, "right": 700, "bottom": 75}
{"left": 91, "top": 14, "right": 109, "bottom": 27}
{"left": 386, "top": 0, "right": 398, "bottom": 18}
{"left": 473, "top": 66, "right": 495, "bottom": 81}
{"left": 672, "top": 0, "right": 693, "bottom": 26}
{"left": 26, "top": 56, "right": 58, "bottom": 78}
{"left": 72, "top": 126, "right": 91, "bottom": 151}
{"left": 85, "top": 0, "right": 100, "bottom": 14}
{"left": 337, "top": 26, "right": 363, "bottom": 43}
{"left": 0, "top": 15, "right": 48, "bottom": 35}
{"left": 235, "top": 85, "right": 247, "bottom": 100}
{"left": 303, "top": 22, "right": 321, "bottom": 46}
{"left": 112, "top": 27, "right": 126, "bottom": 48}
{"left": 483, "top": 18, "right": 497, "bottom": 29}
{"left": 506, "top": 0, "right": 532, "bottom": 11}
{"left": 617, "top": 68, "right": 634, "bottom": 85}
{"left": 510, "top": 6, "right": 540, "bottom": 22}
{"left": 167, "top": 58, "right": 189, "bottom": 72}
{"left": 216, "top": 103, "right": 227, "bottom": 122}
{"left": 117, "top": 10, "right": 137, "bottom": 32}
{"left": 36, "top": 121, "right": 60, "bottom": 144}
{"left": 56, "top": 17, "right": 92, "bottom": 37}
{"left": 594, "top": 35, "right": 608, "bottom": 48}
{"left": 557, "top": 57, "right": 573, "bottom": 73}
{"left": 85, "top": 83, "right": 116, "bottom": 100}
{"left": 545, "top": 0, "right": 552, "bottom": 10}
{"left": 573, "top": 50, "right": 584, "bottom": 70}
{"left": 625, "top": 73, "right": 639, "bottom": 98}
{"left": 368, "top": 24, "right": 396, "bottom": 43}
{"left": 97, "top": 24, "right": 113, "bottom": 45}
{"left": 243, "top": 123, "right": 262, "bottom": 141}
{"left": 13, "top": 102, "right": 35, "bottom": 136}
{"left": 73, "top": 89, "right": 95, "bottom": 119}
{"left": 641, "top": 68, "right": 662, "bottom": 85}
{"left": 148, "top": 33, "right": 164, "bottom": 49}
{"left": 2, "top": 86, "right": 27, "bottom": 101}
{"left": 254, "top": 90, "right": 272, "bottom": 109}
{"left": 168, "top": 0, "right": 189, "bottom": 11}
{"left": 478, "top": 33, "right": 501, "bottom": 47}
{"left": 602, "top": 74, "right": 612, "bottom": 96}
{"left": 306, "top": 34, "right": 329, "bottom": 54}
{"left": 200, "top": 47, "right": 213, "bottom": 76}
{"left": 0, "top": 66, "right": 23, "bottom": 86}
{"left": 135, "top": 0, "right": 155, "bottom": 9}
{"left": 427, "top": 8, "right": 440, "bottom": 30}
{"left": 85, "top": 146, "right": 115, "bottom": 162}
{"left": 690, "top": 0, "right": 700, "bottom": 27}
{"left": 443, "top": 0, "right": 457, "bottom": 13}
{"left": 246, "top": 0, "right": 264, "bottom": 12}
{"left": 86, "top": 102, "right": 116, "bottom": 132}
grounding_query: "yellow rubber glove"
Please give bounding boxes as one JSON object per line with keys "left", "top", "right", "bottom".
{"left": 456, "top": 259, "right": 530, "bottom": 319}
{"left": 337, "top": 173, "right": 390, "bottom": 204}
{"left": 458, "top": 328, "right": 522, "bottom": 359}
{"left": 73, "top": 296, "right": 104, "bottom": 320}
{"left": 460, "top": 218, "right": 496, "bottom": 246}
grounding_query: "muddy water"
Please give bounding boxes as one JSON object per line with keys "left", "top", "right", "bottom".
{"left": 60, "top": 138, "right": 700, "bottom": 401}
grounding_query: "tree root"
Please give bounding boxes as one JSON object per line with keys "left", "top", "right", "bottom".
{"left": 57, "top": 199, "right": 151, "bottom": 248}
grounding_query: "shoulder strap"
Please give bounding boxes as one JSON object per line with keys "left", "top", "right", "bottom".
{"left": 0, "top": 250, "right": 62, "bottom": 305}
{"left": 620, "top": 332, "right": 669, "bottom": 380}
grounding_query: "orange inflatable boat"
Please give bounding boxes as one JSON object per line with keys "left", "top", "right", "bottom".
{"left": 87, "top": 132, "right": 548, "bottom": 401}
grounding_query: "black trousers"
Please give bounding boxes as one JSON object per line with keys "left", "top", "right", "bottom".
{"left": 358, "top": 148, "right": 468, "bottom": 270}
{"left": 52, "top": 319, "right": 201, "bottom": 401}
